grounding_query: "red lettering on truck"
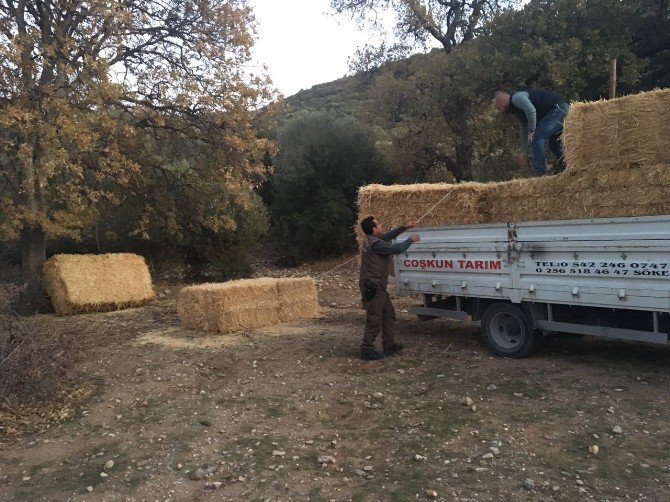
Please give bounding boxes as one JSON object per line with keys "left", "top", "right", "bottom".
{"left": 457, "top": 259, "right": 503, "bottom": 270}
{"left": 403, "top": 259, "right": 502, "bottom": 270}
{"left": 403, "top": 259, "right": 454, "bottom": 269}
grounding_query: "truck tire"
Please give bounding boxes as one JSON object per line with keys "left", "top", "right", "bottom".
{"left": 481, "top": 303, "right": 540, "bottom": 358}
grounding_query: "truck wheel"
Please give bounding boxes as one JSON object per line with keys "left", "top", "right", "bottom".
{"left": 481, "top": 303, "right": 540, "bottom": 358}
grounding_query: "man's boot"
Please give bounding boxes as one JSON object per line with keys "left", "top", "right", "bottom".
{"left": 361, "top": 348, "right": 384, "bottom": 361}
{"left": 383, "top": 343, "right": 404, "bottom": 357}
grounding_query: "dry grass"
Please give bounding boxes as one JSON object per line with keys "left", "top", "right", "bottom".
{"left": 135, "top": 327, "right": 249, "bottom": 349}
{"left": 0, "top": 284, "right": 83, "bottom": 415}
{"left": 42, "top": 253, "right": 155, "bottom": 316}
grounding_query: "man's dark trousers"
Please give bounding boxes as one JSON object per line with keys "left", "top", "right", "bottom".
{"left": 531, "top": 103, "right": 569, "bottom": 175}
{"left": 362, "top": 290, "right": 396, "bottom": 351}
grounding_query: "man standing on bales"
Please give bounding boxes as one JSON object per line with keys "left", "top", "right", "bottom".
{"left": 359, "top": 216, "right": 420, "bottom": 361}
{"left": 494, "top": 88, "right": 569, "bottom": 176}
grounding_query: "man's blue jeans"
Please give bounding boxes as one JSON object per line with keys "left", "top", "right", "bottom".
{"left": 531, "top": 103, "right": 569, "bottom": 175}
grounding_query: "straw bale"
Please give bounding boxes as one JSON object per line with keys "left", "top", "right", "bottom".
{"left": 482, "top": 176, "right": 559, "bottom": 222}
{"left": 359, "top": 164, "right": 670, "bottom": 230}
{"left": 177, "top": 278, "right": 278, "bottom": 332}
{"left": 563, "top": 88, "right": 670, "bottom": 173}
{"left": 43, "top": 253, "right": 155, "bottom": 316}
{"left": 357, "top": 182, "right": 491, "bottom": 240}
{"left": 358, "top": 89, "right": 670, "bottom": 233}
{"left": 177, "top": 277, "right": 319, "bottom": 333}
{"left": 484, "top": 165, "right": 670, "bottom": 223}
{"left": 276, "top": 277, "right": 320, "bottom": 322}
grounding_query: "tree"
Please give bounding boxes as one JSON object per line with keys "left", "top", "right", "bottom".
{"left": 351, "top": 0, "right": 660, "bottom": 181}
{"left": 0, "top": 1, "right": 273, "bottom": 294}
{"left": 627, "top": 0, "right": 670, "bottom": 89}
{"left": 478, "top": 0, "right": 646, "bottom": 100}
{"left": 270, "top": 112, "right": 390, "bottom": 265}
{"left": 331, "top": 0, "right": 519, "bottom": 56}
{"left": 332, "top": 0, "right": 521, "bottom": 180}
{"left": 364, "top": 64, "right": 452, "bottom": 182}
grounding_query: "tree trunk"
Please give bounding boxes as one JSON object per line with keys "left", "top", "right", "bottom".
{"left": 20, "top": 226, "right": 46, "bottom": 287}
{"left": 453, "top": 141, "right": 473, "bottom": 182}
{"left": 441, "top": 100, "right": 473, "bottom": 181}
{"left": 19, "top": 225, "right": 51, "bottom": 313}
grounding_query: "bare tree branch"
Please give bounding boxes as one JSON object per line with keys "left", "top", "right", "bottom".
{"left": 332, "top": 0, "right": 519, "bottom": 57}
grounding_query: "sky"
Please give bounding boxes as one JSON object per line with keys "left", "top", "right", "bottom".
{"left": 249, "top": 0, "right": 393, "bottom": 97}
{"left": 249, "top": 1, "right": 531, "bottom": 97}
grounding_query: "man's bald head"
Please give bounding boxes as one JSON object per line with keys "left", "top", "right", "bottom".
{"left": 493, "top": 91, "right": 511, "bottom": 113}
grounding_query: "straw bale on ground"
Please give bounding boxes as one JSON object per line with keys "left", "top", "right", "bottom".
{"left": 563, "top": 88, "right": 670, "bottom": 173}
{"left": 43, "top": 253, "right": 155, "bottom": 316}
{"left": 177, "top": 277, "right": 319, "bottom": 333}
{"left": 276, "top": 277, "right": 320, "bottom": 323}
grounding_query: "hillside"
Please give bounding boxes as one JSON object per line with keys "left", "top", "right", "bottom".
{"left": 285, "top": 74, "right": 367, "bottom": 116}
{"left": 283, "top": 49, "right": 441, "bottom": 120}
{"left": 278, "top": 49, "right": 474, "bottom": 183}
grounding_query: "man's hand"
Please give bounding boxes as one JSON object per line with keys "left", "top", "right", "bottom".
{"left": 410, "top": 234, "right": 420, "bottom": 242}
{"left": 405, "top": 220, "right": 416, "bottom": 229}
{"left": 527, "top": 130, "right": 535, "bottom": 144}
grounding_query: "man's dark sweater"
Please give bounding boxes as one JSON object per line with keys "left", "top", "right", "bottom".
{"left": 358, "top": 226, "right": 413, "bottom": 294}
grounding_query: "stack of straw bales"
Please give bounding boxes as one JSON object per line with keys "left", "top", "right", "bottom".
{"left": 177, "top": 277, "right": 319, "bottom": 333}
{"left": 358, "top": 88, "right": 670, "bottom": 232}
{"left": 43, "top": 253, "right": 155, "bottom": 315}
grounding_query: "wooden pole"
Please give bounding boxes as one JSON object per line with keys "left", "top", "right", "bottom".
{"left": 609, "top": 58, "right": 617, "bottom": 99}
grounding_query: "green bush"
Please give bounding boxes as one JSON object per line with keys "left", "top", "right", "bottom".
{"left": 181, "top": 191, "right": 269, "bottom": 279}
{"left": 269, "top": 112, "right": 390, "bottom": 265}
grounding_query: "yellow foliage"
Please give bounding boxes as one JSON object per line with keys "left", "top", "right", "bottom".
{"left": 0, "top": 0, "right": 277, "bottom": 251}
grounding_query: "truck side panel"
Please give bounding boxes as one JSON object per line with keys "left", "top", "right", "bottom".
{"left": 515, "top": 218, "right": 670, "bottom": 311}
{"left": 395, "top": 215, "right": 670, "bottom": 313}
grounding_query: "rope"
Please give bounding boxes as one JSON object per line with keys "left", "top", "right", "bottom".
{"left": 318, "top": 186, "right": 458, "bottom": 278}
{"left": 317, "top": 256, "right": 359, "bottom": 278}
{"left": 414, "top": 186, "right": 457, "bottom": 226}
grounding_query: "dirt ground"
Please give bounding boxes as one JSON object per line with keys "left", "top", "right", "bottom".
{"left": 1, "top": 255, "right": 669, "bottom": 501}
